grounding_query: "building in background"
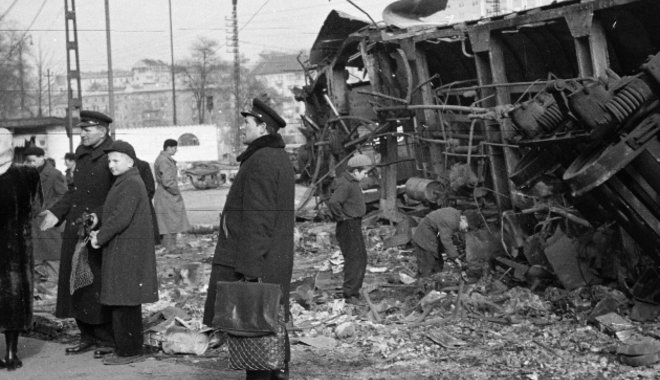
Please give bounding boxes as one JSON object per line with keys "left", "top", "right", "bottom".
{"left": 251, "top": 52, "right": 307, "bottom": 146}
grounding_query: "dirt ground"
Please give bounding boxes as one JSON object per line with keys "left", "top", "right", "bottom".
{"left": 30, "top": 218, "right": 660, "bottom": 380}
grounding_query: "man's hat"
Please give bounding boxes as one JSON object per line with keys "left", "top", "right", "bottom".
{"left": 241, "top": 98, "right": 286, "bottom": 130}
{"left": 24, "top": 146, "right": 45, "bottom": 157}
{"left": 103, "top": 140, "right": 136, "bottom": 161}
{"left": 347, "top": 153, "right": 373, "bottom": 169}
{"left": 77, "top": 110, "right": 113, "bottom": 128}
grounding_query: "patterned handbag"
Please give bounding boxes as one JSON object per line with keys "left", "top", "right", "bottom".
{"left": 226, "top": 322, "right": 286, "bottom": 370}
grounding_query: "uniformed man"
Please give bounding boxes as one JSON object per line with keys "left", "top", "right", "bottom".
{"left": 40, "top": 110, "right": 115, "bottom": 358}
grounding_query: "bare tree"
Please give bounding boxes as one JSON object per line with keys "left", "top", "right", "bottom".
{"left": 0, "top": 21, "right": 34, "bottom": 118}
{"left": 179, "top": 37, "right": 228, "bottom": 124}
{"left": 31, "top": 40, "right": 54, "bottom": 117}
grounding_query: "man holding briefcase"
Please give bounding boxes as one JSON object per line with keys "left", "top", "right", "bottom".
{"left": 203, "top": 97, "right": 295, "bottom": 380}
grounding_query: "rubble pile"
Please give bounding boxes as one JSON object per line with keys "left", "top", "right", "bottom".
{"left": 29, "top": 221, "right": 660, "bottom": 377}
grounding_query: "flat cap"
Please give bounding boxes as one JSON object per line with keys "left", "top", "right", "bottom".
{"left": 24, "top": 146, "right": 45, "bottom": 156}
{"left": 77, "top": 110, "right": 113, "bottom": 128}
{"left": 241, "top": 98, "right": 286, "bottom": 130}
{"left": 347, "top": 153, "right": 372, "bottom": 168}
{"left": 103, "top": 140, "right": 136, "bottom": 161}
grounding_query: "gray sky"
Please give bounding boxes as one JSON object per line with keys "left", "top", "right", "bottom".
{"left": 2, "top": 0, "right": 386, "bottom": 73}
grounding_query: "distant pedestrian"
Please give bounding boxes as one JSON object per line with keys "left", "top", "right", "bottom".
{"left": 90, "top": 140, "right": 158, "bottom": 365}
{"left": 64, "top": 152, "right": 76, "bottom": 190}
{"left": 327, "top": 153, "right": 373, "bottom": 305}
{"left": 411, "top": 207, "right": 480, "bottom": 277}
{"left": 24, "top": 146, "right": 67, "bottom": 295}
{"left": 0, "top": 128, "right": 43, "bottom": 371}
{"left": 154, "top": 139, "right": 190, "bottom": 252}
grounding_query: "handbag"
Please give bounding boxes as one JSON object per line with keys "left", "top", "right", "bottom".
{"left": 226, "top": 322, "right": 286, "bottom": 370}
{"left": 212, "top": 280, "right": 282, "bottom": 337}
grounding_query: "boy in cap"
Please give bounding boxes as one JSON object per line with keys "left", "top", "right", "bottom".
{"left": 204, "top": 97, "right": 295, "bottom": 379}
{"left": 40, "top": 110, "right": 115, "bottom": 356}
{"left": 328, "top": 152, "right": 373, "bottom": 305}
{"left": 89, "top": 140, "right": 158, "bottom": 365}
{"left": 24, "top": 146, "right": 67, "bottom": 295}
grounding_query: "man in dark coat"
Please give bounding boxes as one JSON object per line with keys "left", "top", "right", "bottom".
{"left": 25, "top": 146, "right": 67, "bottom": 295}
{"left": 412, "top": 207, "right": 480, "bottom": 277}
{"left": 40, "top": 111, "right": 115, "bottom": 356}
{"left": 0, "top": 128, "right": 42, "bottom": 371}
{"left": 134, "top": 156, "right": 160, "bottom": 244}
{"left": 203, "top": 98, "right": 295, "bottom": 380}
{"left": 90, "top": 140, "right": 159, "bottom": 365}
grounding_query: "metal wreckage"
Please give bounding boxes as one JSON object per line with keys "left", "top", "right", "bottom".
{"left": 293, "top": 0, "right": 660, "bottom": 320}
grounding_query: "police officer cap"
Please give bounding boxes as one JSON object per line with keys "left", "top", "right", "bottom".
{"left": 347, "top": 153, "right": 372, "bottom": 168}
{"left": 77, "top": 110, "right": 113, "bottom": 128}
{"left": 103, "top": 140, "right": 136, "bottom": 161}
{"left": 24, "top": 146, "right": 45, "bottom": 157}
{"left": 241, "top": 98, "right": 286, "bottom": 130}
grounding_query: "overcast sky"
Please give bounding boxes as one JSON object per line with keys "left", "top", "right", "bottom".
{"left": 2, "top": 0, "right": 385, "bottom": 73}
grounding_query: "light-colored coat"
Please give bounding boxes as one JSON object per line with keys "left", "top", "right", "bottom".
{"left": 31, "top": 161, "right": 67, "bottom": 261}
{"left": 154, "top": 151, "right": 190, "bottom": 234}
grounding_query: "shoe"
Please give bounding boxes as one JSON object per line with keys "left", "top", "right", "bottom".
{"left": 65, "top": 341, "right": 94, "bottom": 354}
{"left": 4, "top": 356, "right": 22, "bottom": 371}
{"left": 344, "top": 296, "right": 365, "bottom": 306}
{"left": 94, "top": 347, "right": 114, "bottom": 359}
{"left": 102, "top": 354, "right": 144, "bottom": 365}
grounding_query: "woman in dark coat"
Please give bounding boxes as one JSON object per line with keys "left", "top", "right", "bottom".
{"left": 203, "top": 98, "right": 295, "bottom": 380}
{"left": 0, "top": 129, "right": 42, "bottom": 371}
{"left": 90, "top": 140, "right": 158, "bottom": 365}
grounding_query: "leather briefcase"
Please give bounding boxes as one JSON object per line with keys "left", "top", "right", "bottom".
{"left": 212, "top": 281, "right": 282, "bottom": 337}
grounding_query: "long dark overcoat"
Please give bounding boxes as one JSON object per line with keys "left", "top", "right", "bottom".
{"left": 135, "top": 157, "right": 160, "bottom": 242}
{"left": 50, "top": 137, "right": 114, "bottom": 323}
{"left": 0, "top": 165, "right": 42, "bottom": 332}
{"left": 31, "top": 160, "right": 67, "bottom": 261}
{"left": 95, "top": 167, "right": 159, "bottom": 305}
{"left": 204, "top": 134, "right": 295, "bottom": 325}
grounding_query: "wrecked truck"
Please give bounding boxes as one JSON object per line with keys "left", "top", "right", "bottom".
{"left": 294, "top": 0, "right": 660, "bottom": 314}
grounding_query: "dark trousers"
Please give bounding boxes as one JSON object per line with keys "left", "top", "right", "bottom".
{"left": 109, "top": 305, "right": 143, "bottom": 357}
{"left": 204, "top": 264, "right": 290, "bottom": 379}
{"left": 77, "top": 319, "right": 114, "bottom": 347}
{"left": 414, "top": 243, "right": 444, "bottom": 277}
{"left": 336, "top": 218, "right": 367, "bottom": 298}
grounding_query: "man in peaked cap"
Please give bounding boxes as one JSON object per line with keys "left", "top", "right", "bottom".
{"left": 40, "top": 110, "right": 116, "bottom": 357}
{"left": 204, "top": 97, "right": 294, "bottom": 379}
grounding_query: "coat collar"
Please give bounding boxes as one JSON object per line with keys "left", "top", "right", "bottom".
{"left": 158, "top": 150, "right": 176, "bottom": 164}
{"left": 76, "top": 136, "right": 114, "bottom": 161}
{"left": 342, "top": 170, "right": 359, "bottom": 183}
{"left": 113, "top": 166, "right": 139, "bottom": 186}
{"left": 39, "top": 161, "right": 54, "bottom": 177}
{"left": 236, "top": 134, "right": 285, "bottom": 163}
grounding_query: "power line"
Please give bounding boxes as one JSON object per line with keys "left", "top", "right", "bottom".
{"left": 0, "top": 0, "right": 20, "bottom": 22}
{"left": 239, "top": 0, "right": 271, "bottom": 32}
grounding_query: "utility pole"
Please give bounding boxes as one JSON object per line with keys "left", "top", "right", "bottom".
{"left": 47, "top": 69, "right": 52, "bottom": 116}
{"left": 168, "top": 0, "right": 177, "bottom": 125}
{"left": 104, "top": 0, "right": 115, "bottom": 138}
{"left": 65, "top": 0, "right": 83, "bottom": 152}
{"left": 232, "top": 0, "right": 241, "bottom": 151}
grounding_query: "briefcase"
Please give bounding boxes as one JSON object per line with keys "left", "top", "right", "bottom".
{"left": 212, "top": 281, "right": 282, "bottom": 337}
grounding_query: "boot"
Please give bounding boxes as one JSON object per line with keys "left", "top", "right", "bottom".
{"left": 4, "top": 331, "right": 22, "bottom": 371}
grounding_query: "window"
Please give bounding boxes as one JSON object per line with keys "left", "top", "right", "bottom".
{"left": 178, "top": 133, "right": 199, "bottom": 146}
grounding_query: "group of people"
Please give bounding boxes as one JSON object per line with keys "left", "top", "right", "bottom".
{"left": 0, "top": 96, "right": 480, "bottom": 379}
